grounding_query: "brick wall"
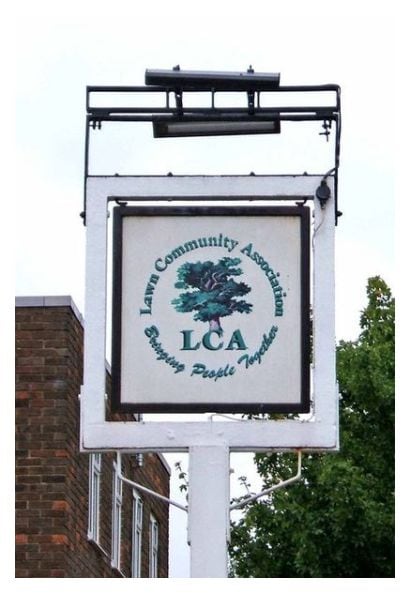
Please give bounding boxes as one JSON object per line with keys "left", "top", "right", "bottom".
{"left": 15, "top": 299, "right": 169, "bottom": 578}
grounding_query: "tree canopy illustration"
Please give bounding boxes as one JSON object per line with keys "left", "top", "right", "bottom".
{"left": 172, "top": 257, "right": 253, "bottom": 334}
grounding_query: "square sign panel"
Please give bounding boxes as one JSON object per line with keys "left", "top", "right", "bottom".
{"left": 112, "top": 205, "right": 310, "bottom": 414}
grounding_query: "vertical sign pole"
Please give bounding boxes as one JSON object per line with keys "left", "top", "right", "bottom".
{"left": 188, "top": 444, "right": 230, "bottom": 578}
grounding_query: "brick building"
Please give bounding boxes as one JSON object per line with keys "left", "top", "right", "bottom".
{"left": 15, "top": 296, "right": 170, "bottom": 578}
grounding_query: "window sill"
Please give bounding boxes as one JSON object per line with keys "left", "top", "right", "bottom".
{"left": 87, "top": 537, "right": 127, "bottom": 577}
{"left": 87, "top": 537, "right": 110, "bottom": 560}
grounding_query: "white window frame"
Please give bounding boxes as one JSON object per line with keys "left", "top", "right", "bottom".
{"left": 87, "top": 452, "right": 101, "bottom": 542}
{"left": 131, "top": 491, "right": 143, "bottom": 578}
{"left": 149, "top": 514, "right": 159, "bottom": 578}
{"left": 111, "top": 458, "right": 123, "bottom": 569}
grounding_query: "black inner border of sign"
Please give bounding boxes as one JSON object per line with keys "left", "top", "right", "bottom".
{"left": 111, "top": 204, "right": 311, "bottom": 414}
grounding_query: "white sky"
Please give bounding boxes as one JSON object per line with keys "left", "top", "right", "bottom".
{"left": 4, "top": 1, "right": 406, "bottom": 590}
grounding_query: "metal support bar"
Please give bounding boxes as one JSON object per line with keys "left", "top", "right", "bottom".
{"left": 230, "top": 450, "right": 302, "bottom": 511}
{"left": 86, "top": 83, "right": 340, "bottom": 101}
{"left": 87, "top": 104, "right": 337, "bottom": 117}
{"left": 118, "top": 472, "right": 188, "bottom": 513}
{"left": 188, "top": 445, "right": 230, "bottom": 578}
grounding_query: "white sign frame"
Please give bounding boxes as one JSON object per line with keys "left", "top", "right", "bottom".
{"left": 80, "top": 175, "right": 338, "bottom": 452}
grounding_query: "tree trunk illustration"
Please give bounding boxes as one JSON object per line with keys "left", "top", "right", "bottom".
{"left": 209, "top": 318, "right": 222, "bottom": 334}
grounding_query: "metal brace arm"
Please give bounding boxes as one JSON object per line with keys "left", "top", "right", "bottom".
{"left": 230, "top": 450, "right": 302, "bottom": 511}
{"left": 115, "top": 453, "right": 188, "bottom": 513}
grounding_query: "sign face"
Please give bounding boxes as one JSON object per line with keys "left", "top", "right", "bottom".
{"left": 112, "top": 205, "right": 310, "bottom": 414}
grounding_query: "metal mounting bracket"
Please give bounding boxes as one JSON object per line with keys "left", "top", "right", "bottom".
{"left": 83, "top": 73, "right": 342, "bottom": 225}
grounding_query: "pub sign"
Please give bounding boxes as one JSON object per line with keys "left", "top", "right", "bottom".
{"left": 111, "top": 205, "right": 310, "bottom": 413}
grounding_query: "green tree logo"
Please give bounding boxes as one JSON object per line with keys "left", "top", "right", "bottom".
{"left": 171, "top": 257, "right": 253, "bottom": 334}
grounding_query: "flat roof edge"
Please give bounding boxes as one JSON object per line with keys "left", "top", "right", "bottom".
{"left": 15, "top": 295, "right": 84, "bottom": 326}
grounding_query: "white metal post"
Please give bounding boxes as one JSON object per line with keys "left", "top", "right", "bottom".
{"left": 188, "top": 445, "right": 230, "bottom": 578}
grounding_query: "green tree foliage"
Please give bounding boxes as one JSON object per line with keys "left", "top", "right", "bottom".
{"left": 172, "top": 257, "right": 252, "bottom": 334}
{"left": 229, "top": 277, "right": 394, "bottom": 577}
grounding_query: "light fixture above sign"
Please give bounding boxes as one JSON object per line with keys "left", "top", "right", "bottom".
{"left": 145, "top": 67, "right": 281, "bottom": 91}
{"left": 152, "top": 115, "right": 281, "bottom": 138}
{"left": 147, "top": 67, "right": 281, "bottom": 137}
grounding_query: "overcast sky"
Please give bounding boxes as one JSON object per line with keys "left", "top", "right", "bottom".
{"left": 7, "top": 1, "right": 404, "bottom": 589}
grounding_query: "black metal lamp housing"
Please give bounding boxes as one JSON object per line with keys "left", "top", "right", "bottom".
{"left": 147, "top": 68, "right": 281, "bottom": 138}
{"left": 152, "top": 115, "right": 281, "bottom": 138}
{"left": 145, "top": 68, "right": 280, "bottom": 91}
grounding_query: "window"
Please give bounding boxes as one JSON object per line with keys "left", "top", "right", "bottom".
{"left": 111, "top": 459, "right": 123, "bottom": 569}
{"left": 149, "top": 514, "right": 159, "bottom": 578}
{"left": 87, "top": 453, "right": 101, "bottom": 542}
{"left": 131, "top": 491, "right": 143, "bottom": 577}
